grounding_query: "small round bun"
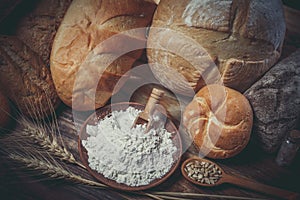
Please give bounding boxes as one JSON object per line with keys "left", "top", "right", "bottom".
{"left": 0, "top": 90, "right": 11, "bottom": 128}
{"left": 183, "top": 84, "right": 253, "bottom": 159}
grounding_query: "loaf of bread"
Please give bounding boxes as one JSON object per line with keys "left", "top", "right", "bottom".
{"left": 14, "top": 0, "right": 72, "bottom": 65}
{"left": 147, "top": 0, "right": 286, "bottom": 96}
{"left": 0, "top": 89, "right": 11, "bottom": 128}
{"left": 0, "top": 35, "right": 60, "bottom": 119}
{"left": 183, "top": 84, "right": 253, "bottom": 159}
{"left": 244, "top": 49, "right": 300, "bottom": 153}
{"left": 50, "top": 0, "right": 156, "bottom": 110}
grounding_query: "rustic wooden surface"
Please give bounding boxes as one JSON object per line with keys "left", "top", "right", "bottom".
{"left": 1, "top": 1, "right": 300, "bottom": 200}
{"left": 1, "top": 102, "right": 300, "bottom": 200}
{"left": 1, "top": 45, "right": 300, "bottom": 199}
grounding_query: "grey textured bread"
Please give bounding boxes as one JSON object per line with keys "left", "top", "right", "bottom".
{"left": 0, "top": 35, "right": 60, "bottom": 119}
{"left": 15, "top": 0, "right": 72, "bottom": 65}
{"left": 50, "top": 0, "right": 156, "bottom": 110}
{"left": 244, "top": 49, "right": 300, "bottom": 153}
{"left": 183, "top": 84, "right": 253, "bottom": 159}
{"left": 147, "top": 0, "right": 286, "bottom": 96}
{"left": 0, "top": 89, "right": 11, "bottom": 128}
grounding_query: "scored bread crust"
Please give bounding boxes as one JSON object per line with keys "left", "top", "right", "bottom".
{"left": 50, "top": 0, "right": 156, "bottom": 110}
{"left": 147, "top": 0, "right": 286, "bottom": 95}
{"left": 183, "top": 84, "right": 253, "bottom": 159}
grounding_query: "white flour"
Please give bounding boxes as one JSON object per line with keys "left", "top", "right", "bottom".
{"left": 82, "top": 106, "right": 177, "bottom": 187}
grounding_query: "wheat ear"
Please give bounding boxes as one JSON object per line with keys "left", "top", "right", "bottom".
{"left": 8, "top": 153, "right": 163, "bottom": 200}
{"left": 9, "top": 153, "right": 104, "bottom": 188}
{"left": 16, "top": 90, "right": 85, "bottom": 169}
{"left": 19, "top": 118, "right": 85, "bottom": 169}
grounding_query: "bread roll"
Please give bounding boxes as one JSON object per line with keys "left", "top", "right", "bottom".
{"left": 183, "top": 84, "right": 253, "bottom": 159}
{"left": 50, "top": 0, "right": 156, "bottom": 110}
{"left": 147, "top": 0, "right": 286, "bottom": 96}
{"left": 0, "top": 89, "right": 11, "bottom": 128}
{"left": 0, "top": 35, "right": 60, "bottom": 119}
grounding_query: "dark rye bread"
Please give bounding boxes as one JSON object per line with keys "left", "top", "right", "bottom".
{"left": 244, "top": 49, "right": 300, "bottom": 153}
{"left": 15, "top": 0, "right": 72, "bottom": 65}
{"left": 0, "top": 35, "right": 60, "bottom": 119}
{"left": 147, "top": 0, "right": 286, "bottom": 96}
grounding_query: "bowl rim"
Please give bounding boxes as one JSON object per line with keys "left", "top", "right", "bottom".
{"left": 78, "top": 102, "right": 182, "bottom": 191}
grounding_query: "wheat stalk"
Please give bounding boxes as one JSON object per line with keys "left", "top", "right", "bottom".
{"left": 8, "top": 153, "right": 105, "bottom": 188}
{"left": 1, "top": 90, "right": 266, "bottom": 200}
{"left": 18, "top": 118, "right": 85, "bottom": 169}
{"left": 7, "top": 152, "right": 162, "bottom": 200}
{"left": 0, "top": 88, "right": 85, "bottom": 169}
{"left": 4, "top": 145, "right": 263, "bottom": 200}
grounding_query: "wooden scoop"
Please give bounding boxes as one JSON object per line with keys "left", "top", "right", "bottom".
{"left": 181, "top": 157, "right": 299, "bottom": 200}
{"left": 131, "top": 88, "right": 164, "bottom": 130}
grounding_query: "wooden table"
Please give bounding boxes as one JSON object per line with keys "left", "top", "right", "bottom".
{"left": 0, "top": 102, "right": 299, "bottom": 200}
{"left": 1, "top": 1, "right": 300, "bottom": 199}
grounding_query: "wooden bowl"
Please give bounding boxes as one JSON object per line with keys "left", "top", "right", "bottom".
{"left": 78, "top": 102, "right": 182, "bottom": 191}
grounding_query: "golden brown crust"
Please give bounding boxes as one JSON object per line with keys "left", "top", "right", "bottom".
{"left": 183, "top": 84, "right": 253, "bottom": 159}
{"left": 147, "top": 0, "right": 285, "bottom": 95}
{"left": 0, "top": 35, "right": 60, "bottom": 119}
{"left": 50, "top": 0, "right": 156, "bottom": 110}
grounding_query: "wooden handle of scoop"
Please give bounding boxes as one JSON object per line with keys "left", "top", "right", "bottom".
{"left": 223, "top": 173, "right": 300, "bottom": 200}
{"left": 139, "top": 88, "right": 164, "bottom": 121}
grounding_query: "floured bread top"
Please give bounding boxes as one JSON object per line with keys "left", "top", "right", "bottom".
{"left": 147, "top": 0, "right": 286, "bottom": 94}
{"left": 182, "top": 0, "right": 232, "bottom": 31}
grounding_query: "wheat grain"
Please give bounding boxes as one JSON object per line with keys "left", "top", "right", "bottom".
{"left": 9, "top": 153, "right": 105, "bottom": 188}
{"left": 18, "top": 118, "right": 85, "bottom": 169}
{"left": 7, "top": 153, "right": 162, "bottom": 200}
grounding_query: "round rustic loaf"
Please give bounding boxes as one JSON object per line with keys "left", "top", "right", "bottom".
{"left": 0, "top": 89, "right": 11, "bottom": 128}
{"left": 147, "top": 0, "right": 286, "bottom": 96}
{"left": 50, "top": 0, "right": 156, "bottom": 110}
{"left": 183, "top": 84, "right": 253, "bottom": 159}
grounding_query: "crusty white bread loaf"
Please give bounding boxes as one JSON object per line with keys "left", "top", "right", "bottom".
{"left": 183, "top": 84, "right": 253, "bottom": 159}
{"left": 147, "top": 0, "right": 286, "bottom": 96}
{"left": 50, "top": 0, "right": 156, "bottom": 110}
